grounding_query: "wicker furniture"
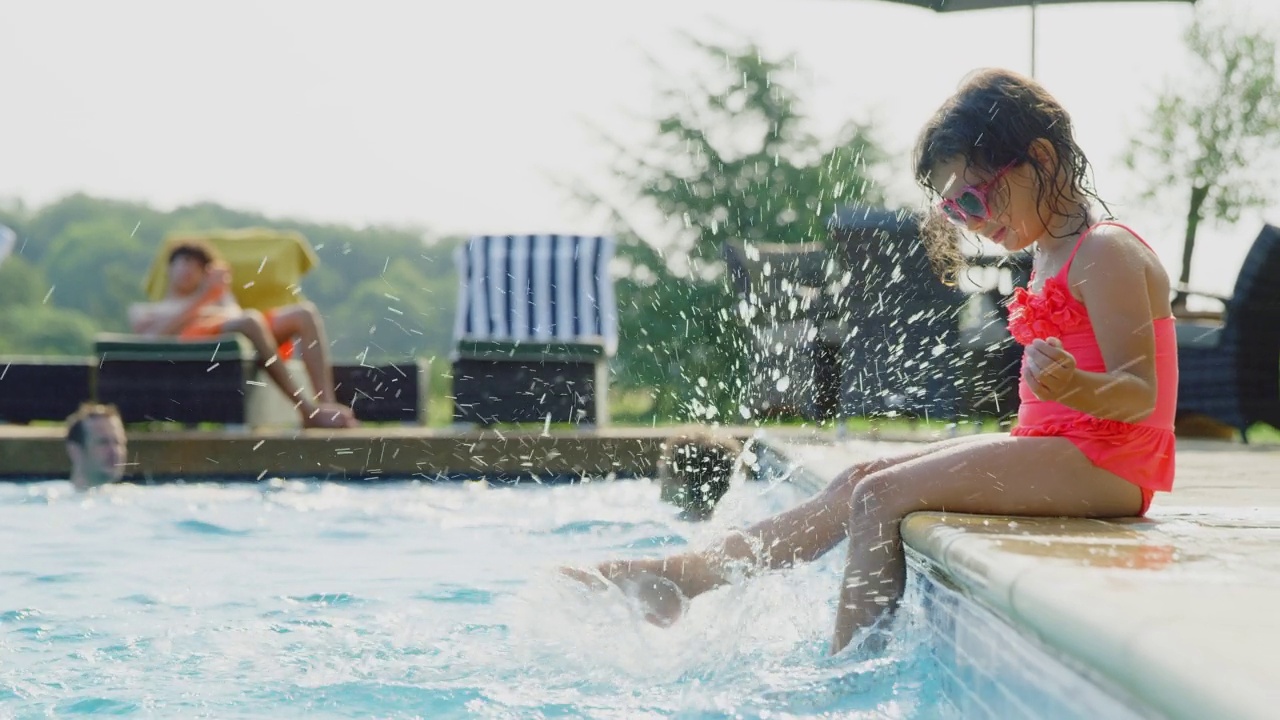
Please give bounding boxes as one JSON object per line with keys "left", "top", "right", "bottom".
{"left": 1175, "top": 224, "right": 1280, "bottom": 442}
{"left": 828, "top": 207, "right": 967, "bottom": 422}
{"left": 94, "top": 333, "right": 261, "bottom": 425}
{"left": 0, "top": 356, "right": 94, "bottom": 424}
{"left": 335, "top": 361, "right": 428, "bottom": 424}
{"left": 722, "top": 239, "right": 844, "bottom": 420}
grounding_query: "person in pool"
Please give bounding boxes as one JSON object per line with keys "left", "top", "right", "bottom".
{"left": 657, "top": 431, "right": 748, "bottom": 521}
{"left": 566, "top": 68, "right": 1178, "bottom": 654}
{"left": 66, "top": 402, "right": 128, "bottom": 491}
{"left": 129, "top": 240, "right": 357, "bottom": 429}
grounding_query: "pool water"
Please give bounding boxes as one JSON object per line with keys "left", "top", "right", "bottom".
{"left": 0, "top": 475, "right": 962, "bottom": 718}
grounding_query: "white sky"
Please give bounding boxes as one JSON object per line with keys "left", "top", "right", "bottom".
{"left": 3, "top": 0, "right": 1278, "bottom": 295}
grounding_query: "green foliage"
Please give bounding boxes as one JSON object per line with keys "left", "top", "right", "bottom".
{"left": 1124, "top": 12, "right": 1280, "bottom": 291}
{"left": 0, "top": 255, "right": 48, "bottom": 306}
{"left": 0, "top": 305, "right": 99, "bottom": 355}
{"left": 41, "top": 218, "right": 152, "bottom": 330}
{"left": 581, "top": 39, "right": 887, "bottom": 421}
{"left": 328, "top": 257, "right": 459, "bottom": 363}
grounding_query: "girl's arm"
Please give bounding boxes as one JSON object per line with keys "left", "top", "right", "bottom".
{"left": 1026, "top": 226, "right": 1168, "bottom": 423}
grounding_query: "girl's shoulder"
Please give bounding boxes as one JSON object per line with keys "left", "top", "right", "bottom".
{"left": 1070, "top": 222, "right": 1172, "bottom": 306}
{"left": 1073, "top": 222, "right": 1164, "bottom": 274}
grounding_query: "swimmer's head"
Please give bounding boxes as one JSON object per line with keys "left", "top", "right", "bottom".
{"left": 65, "top": 402, "right": 126, "bottom": 490}
{"left": 658, "top": 432, "right": 744, "bottom": 521}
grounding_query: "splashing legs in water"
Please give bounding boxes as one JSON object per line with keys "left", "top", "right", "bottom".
{"left": 830, "top": 434, "right": 1144, "bottom": 653}
{"left": 617, "top": 572, "right": 688, "bottom": 627}
{"left": 565, "top": 436, "right": 985, "bottom": 620}
{"left": 570, "top": 433, "right": 1144, "bottom": 654}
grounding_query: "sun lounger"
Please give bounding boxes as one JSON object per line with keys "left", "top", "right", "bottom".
{"left": 450, "top": 234, "right": 616, "bottom": 426}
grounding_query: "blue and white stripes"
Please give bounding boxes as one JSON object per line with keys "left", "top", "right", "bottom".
{"left": 453, "top": 234, "right": 617, "bottom": 355}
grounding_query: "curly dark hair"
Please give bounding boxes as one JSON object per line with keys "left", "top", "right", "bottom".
{"left": 657, "top": 431, "right": 745, "bottom": 521}
{"left": 912, "top": 68, "right": 1109, "bottom": 283}
{"left": 167, "top": 239, "right": 221, "bottom": 268}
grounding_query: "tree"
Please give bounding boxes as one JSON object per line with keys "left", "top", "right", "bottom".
{"left": 0, "top": 255, "right": 48, "bottom": 307}
{"left": 1124, "top": 13, "right": 1280, "bottom": 307}
{"left": 0, "top": 305, "right": 99, "bottom": 355}
{"left": 574, "top": 39, "right": 887, "bottom": 420}
{"left": 41, "top": 218, "right": 152, "bottom": 329}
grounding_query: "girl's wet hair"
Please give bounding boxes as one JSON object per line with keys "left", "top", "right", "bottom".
{"left": 912, "top": 68, "right": 1106, "bottom": 283}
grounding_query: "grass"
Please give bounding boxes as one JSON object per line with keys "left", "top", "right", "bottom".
{"left": 424, "top": 370, "right": 1280, "bottom": 443}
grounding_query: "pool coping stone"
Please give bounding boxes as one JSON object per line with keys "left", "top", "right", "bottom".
{"left": 759, "top": 430, "right": 1280, "bottom": 720}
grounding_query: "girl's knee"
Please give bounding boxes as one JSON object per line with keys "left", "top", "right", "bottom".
{"left": 847, "top": 471, "right": 907, "bottom": 522}
{"left": 821, "top": 458, "right": 885, "bottom": 504}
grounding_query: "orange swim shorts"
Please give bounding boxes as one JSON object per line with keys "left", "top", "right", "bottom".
{"left": 178, "top": 309, "right": 280, "bottom": 341}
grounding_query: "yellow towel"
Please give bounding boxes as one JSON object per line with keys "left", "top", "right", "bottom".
{"left": 143, "top": 228, "right": 319, "bottom": 311}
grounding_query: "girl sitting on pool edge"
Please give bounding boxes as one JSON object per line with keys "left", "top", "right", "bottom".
{"left": 565, "top": 67, "right": 1178, "bottom": 654}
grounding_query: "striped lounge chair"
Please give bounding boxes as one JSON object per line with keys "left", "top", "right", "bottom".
{"left": 451, "top": 234, "right": 617, "bottom": 426}
{"left": 1175, "top": 224, "right": 1280, "bottom": 442}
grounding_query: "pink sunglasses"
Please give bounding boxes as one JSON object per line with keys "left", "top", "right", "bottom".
{"left": 937, "top": 162, "right": 1017, "bottom": 226}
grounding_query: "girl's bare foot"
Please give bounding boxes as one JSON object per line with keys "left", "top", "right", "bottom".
{"left": 618, "top": 571, "right": 687, "bottom": 627}
{"left": 558, "top": 565, "right": 688, "bottom": 627}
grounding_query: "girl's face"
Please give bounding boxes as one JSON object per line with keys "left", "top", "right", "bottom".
{"left": 932, "top": 156, "right": 1047, "bottom": 252}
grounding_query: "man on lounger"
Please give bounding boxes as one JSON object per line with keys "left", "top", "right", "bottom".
{"left": 129, "top": 240, "right": 357, "bottom": 428}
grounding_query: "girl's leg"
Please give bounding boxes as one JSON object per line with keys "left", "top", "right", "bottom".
{"left": 269, "top": 303, "right": 337, "bottom": 403}
{"left": 595, "top": 434, "right": 988, "bottom": 599}
{"left": 832, "top": 433, "right": 1143, "bottom": 653}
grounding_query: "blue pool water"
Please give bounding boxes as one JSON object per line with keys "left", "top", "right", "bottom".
{"left": 0, "top": 471, "right": 1138, "bottom": 719}
{"left": 0, "top": 475, "right": 959, "bottom": 718}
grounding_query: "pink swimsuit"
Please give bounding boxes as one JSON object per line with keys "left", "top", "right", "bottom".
{"left": 1006, "top": 222, "right": 1178, "bottom": 515}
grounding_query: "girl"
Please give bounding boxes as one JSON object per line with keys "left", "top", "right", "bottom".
{"left": 570, "top": 68, "right": 1178, "bottom": 654}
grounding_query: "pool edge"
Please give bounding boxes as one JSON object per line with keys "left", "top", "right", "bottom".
{"left": 761, "top": 432, "right": 1280, "bottom": 720}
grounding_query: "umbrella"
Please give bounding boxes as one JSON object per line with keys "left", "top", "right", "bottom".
{"left": 875, "top": 0, "right": 1198, "bottom": 77}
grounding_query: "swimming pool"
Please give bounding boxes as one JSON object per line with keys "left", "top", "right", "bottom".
{"left": 1, "top": 472, "right": 1139, "bottom": 718}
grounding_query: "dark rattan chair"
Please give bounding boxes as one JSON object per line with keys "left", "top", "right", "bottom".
{"left": 722, "top": 238, "right": 844, "bottom": 420}
{"left": 1176, "top": 224, "right": 1280, "bottom": 442}
{"left": 828, "top": 206, "right": 967, "bottom": 422}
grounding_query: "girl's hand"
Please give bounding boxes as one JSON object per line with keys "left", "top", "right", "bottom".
{"left": 1023, "top": 337, "right": 1077, "bottom": 402}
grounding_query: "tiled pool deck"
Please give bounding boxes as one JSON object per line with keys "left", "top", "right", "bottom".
{"left": 763, "top": 431, "right": 1280, "bottom": 720}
